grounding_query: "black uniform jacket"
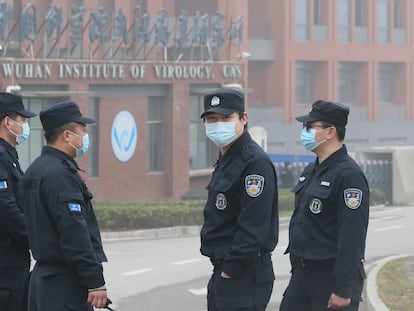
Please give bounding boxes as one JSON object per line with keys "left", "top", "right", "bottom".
{"left": 22, "top": 146, "right": 107, "bottom": 289}
{"left": 0, "top": 138, "right": 28, "bottom": 249}
{"left": 287, "top": 145, "right": 369, "bottom": 299}
{"left": 200, "top": 131, "right": 279, "bottom": 278}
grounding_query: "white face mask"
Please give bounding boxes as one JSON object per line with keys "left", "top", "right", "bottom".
{"left": 205, "top": 121, "right": 238, "bottom": 147}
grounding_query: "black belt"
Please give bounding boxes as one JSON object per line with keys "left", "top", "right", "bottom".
{"left": 294, "top": 257, "right": 335, "bottom": 269}
{"left": 210, "top": 252, "right": 271, "bottom": 266}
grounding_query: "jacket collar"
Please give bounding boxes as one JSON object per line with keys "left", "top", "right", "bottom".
{"left": 218, "top": 131, "right": 251, "bottom": 166}
{"left": 42, "top": 146, "right": 81, "bottom": 172}
{"left": 0, "top": 138, "right": 18, "bottom": 159}
{"left": 314, "top": 144, "right": 348, "bottom": 175}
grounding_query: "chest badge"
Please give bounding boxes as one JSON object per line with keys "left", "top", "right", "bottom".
{"left": 215, "top": 193, "right": 227, "bottom": 210}
{"left": 245, "top": 174, "right": 265, "bottom": 198}
{"left": 309, "top": 198, "right": 322, "bottom": 214}
{"left": 344, "top": 188, "right": 363, "bottom": 209}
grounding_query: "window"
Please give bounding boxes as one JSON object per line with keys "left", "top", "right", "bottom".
{"left": 88, "top": 98, "right": 99, "bottom": 177}
{"left": 394, "top": 0, "right": 404, "bottom": 28}
{"left": 378, "top": 0, "right": 391, "bottom": 43}
{"left": 296, "top": 0, "right": 309, "bottom": 41}
{"left": 146, "top": 96, "right": 163, "bottom": 172}
{"left": 313, "top": 0, "right": 324, "bottom": 25}
{"left": 189, "top": 94, "right": 218, "bottom": 170}
{"left": 338, "top": 0, "right": 351, "bottom": 41}
{"left": 355, "top": 0, "right": 366, "bottom": 26}
{"left": 296, "top": 62, "right": 316, "bottom": 104}
{"left": 378, "top": 63, "right": 395, "bottom": 102}
{"left": 338, "top": 62, "right": 358, "bottom": 103}
{"left": 17, "top": 96, "right": 68, "bottom": 171}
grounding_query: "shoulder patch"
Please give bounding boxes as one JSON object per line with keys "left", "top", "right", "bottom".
{"left": 68, "top": 203, "right": 81, "bottom": 212}
{"left": 344, "top": 188, "right": 363, "bottom": 209}
{"left": 0, "top": 180, "right": 8, "bottom": 189}
{"left": 245, "top": 174, "right": 265, "bottom": 198}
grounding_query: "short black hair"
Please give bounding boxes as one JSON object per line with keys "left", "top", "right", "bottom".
{"left": 44, "top": 122, "right": 78, "bottom": 144}
{"left": 237, "top": 111, "right": 248, "bottom": 130}
{"left": 0, "top": 112, "right": 18, "bottom": 121}
{"left": 320, "top": 121, "right": 346, "bottom": 141}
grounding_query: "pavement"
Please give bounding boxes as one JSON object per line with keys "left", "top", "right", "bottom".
{"left": 101, "top": 219, "right": 414, "bottom": 311}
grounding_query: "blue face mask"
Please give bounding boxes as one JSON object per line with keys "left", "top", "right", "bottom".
{"left": 10, "top": 120, "right": 30, "bottom": 145}
{"left": 16, "top": 122, "right": 30, "bottom": 145}
{"left": 205, "top": 121, "right": 238, "bottom": 147}
{"left": 300, "top": 128, "right": 324, "bottom": 151}
{"left": 69, "top": 132, "right": 90, "bottom": 157}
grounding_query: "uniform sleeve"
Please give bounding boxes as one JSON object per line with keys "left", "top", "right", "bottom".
{"left": 0, "top": 160, "right": 28, "bottom": 247}
{"left": 332, "top": 168, "right": 369, "bottom": 298}
{"left": 222, "top": 155, "right": 278, "bottom": 277}
{"left": 43, "top": 172, "right": 105, "bottom": 289}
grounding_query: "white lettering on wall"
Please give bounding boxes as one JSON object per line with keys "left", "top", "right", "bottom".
{"left": 130, "top": 65, "right": 146, "bottom": 79}
{"left": 153, "top": 65, "right": 214, "bottom": 79}
{"left": 2, "top": 63, "right": 52, "bottom": 79}
{"left": 1, "top": 62, "right": 240, "bottom": 81}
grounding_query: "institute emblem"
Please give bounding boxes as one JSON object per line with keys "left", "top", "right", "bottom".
{"left": 309, "top": 198, "right": 322, "bottom": 214}
{"left": 111, "top": 110, "right": 137, "bottom": 162}
{"left": 245, "top": 174, "right": 265, "bottom": 198}
{"left": 344, "top": 188, "right": 363, "bottom": 209}
{"left": 211, "top": 96, "right": 220, "bottom": 106}
{"left": 215, "top": 193, "right": 227, "bottom": 210}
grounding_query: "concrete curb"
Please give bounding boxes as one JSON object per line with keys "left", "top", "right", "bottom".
{"left": 101, "top": 225, "right": 202, "bottom": 241}
{"left": 101, "top": 217, "right": 292, "bottom": 242}
{"left": 100, "top": 205, "right": 383, "bottom": 242}
{"left": 366, "top": 253, "right": 414, "bottom": 311}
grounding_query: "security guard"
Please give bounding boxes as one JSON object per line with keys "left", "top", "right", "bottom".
{"left": 280, "top": 100, "right": 369, "bottom": 311}
{"left": 200, "top": 88, "right": 279, "bottom": 310}
{"left": 22, "top": 101, "right": 109, "bottom": 310}
{"left": 0, "top": 92, "right": 36, "bottom": 311}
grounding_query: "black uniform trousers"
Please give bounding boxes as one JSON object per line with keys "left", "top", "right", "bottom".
{"left": 0, "top": 246, "right": 30, "bottom": 311}
{"left": 279, "top": 259, "right": 360, "bottom": 311}
{"left": 207, "top": 253, "right": 274, "bottom": 311}
{"left": 28, "top": 263, "right": 93, "bottom": 311}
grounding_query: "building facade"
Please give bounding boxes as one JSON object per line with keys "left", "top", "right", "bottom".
{"left": 1, "top": 0, "right": 413, "bottom": 200}
{"left": 247, "top": 0, "right": 414, "bottom": 160}
{"left": 1, "top": 0, "right": 249, "bottom": 200}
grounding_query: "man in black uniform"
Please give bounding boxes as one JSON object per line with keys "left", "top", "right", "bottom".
{"left": 22, "top": 101, "right": 109, "bottom": 310}
{"left": 280, "top": 100, "right": 369, "bottom": 311}
{"left": 0, "top": 92, "right": 36, "bottom": 311}
{"left": 200, "top": 88, "right": 279, "bottom": 311}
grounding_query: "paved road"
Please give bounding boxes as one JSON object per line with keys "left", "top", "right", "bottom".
{"left": 101, "top": 205, "right": 414, "bottom": 310}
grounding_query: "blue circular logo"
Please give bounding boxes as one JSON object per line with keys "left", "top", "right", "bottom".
{"left": 111, "top": 110, "right": 137, "bottom": 162}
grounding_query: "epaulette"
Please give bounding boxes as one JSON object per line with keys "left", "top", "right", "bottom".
{"left": 62, "top": 159, "right": 78, "bottom": 173}
{"left": 241, "top": 144, "right": 254, "bottom": 161}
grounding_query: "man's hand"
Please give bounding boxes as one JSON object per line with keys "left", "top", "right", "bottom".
{"left": 87, "top": 285, "right": 108, "bottom": 309}
{"left": 327, "top": 293, "right": 351, "bottom": 309}
{"left": 220, "top": 271, "right": 232, "bottom": 279}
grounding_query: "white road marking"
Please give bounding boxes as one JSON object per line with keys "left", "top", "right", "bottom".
{"left": 123, "top": 268, "right": 154, "bottom": 276}
{"left": 370, "top": 215, "right": 400, "bottom": 223}
{"left": 189, "top": 287, "right": 207, "bottom": 296}
{"left": 375, "top": 225, "right": 403, "bottom": 232}
{"left": 171, "top": 258, "right": 202, "bottom": 265}
{"left": 374, "top": 208, "right": 402, "bottom": 214}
